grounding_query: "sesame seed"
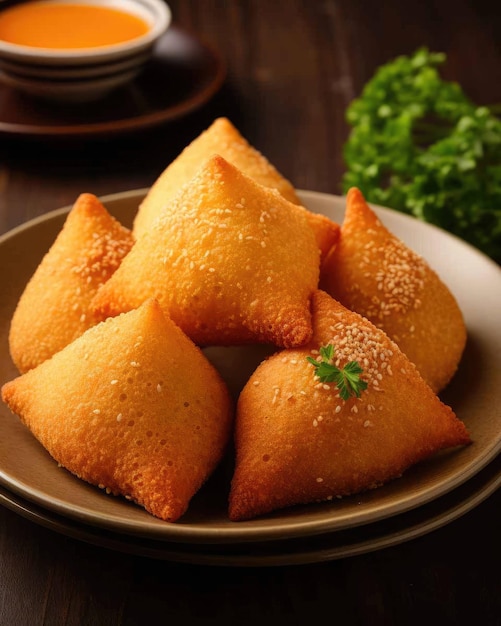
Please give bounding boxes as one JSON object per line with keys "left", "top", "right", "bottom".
{"left": 316, "top": 477, "right": 324, "bottom": 483}
{"left": 355, "top": 236, "right": 427, "bottom": 323}
{"left": 110, "top": 380, "right": 118, "bottom": 385}
{"left": 116, "top": 413, "right": 122, "bottom": 422}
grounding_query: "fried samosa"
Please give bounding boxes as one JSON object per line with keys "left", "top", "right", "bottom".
{"left": 2, "top": 299, "right": 233, "bottom": 522}
{"left": 228, "top": 290, "right": 470, "bottom": 521}
{"left": 92, "top": 155, "right": 321, "bottom": 349}
{"left": 9, "top": 193, "right": 134, "bottom": 374}
{"left": 133, "top": 117, "right": 301, "bottom": 237}
{"left": 320, "top": 188, "right": 466, "bottom": 392}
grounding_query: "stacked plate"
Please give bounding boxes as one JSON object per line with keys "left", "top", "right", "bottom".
{"left": 0, "top": 190, "right": 500, "bottom": 566}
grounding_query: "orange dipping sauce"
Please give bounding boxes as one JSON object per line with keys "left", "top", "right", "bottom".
{"left": 0, "top": 2, "right": 150, "bottom": 49}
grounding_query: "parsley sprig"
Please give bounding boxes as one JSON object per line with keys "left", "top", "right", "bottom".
{"left": 342, "top": 47, "right": 501, "bottom": 262}
{"left": 307, "top": 344, "right": 368, "bottom": 401}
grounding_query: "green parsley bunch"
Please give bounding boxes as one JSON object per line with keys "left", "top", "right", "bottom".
{"left": 342, "top": 48, "right": 501, "bottom": 262}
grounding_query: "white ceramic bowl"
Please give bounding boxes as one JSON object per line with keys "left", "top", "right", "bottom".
{"left": 0, "top": 0, "right": 171, "bottom": 102}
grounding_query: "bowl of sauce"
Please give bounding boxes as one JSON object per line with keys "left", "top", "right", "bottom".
{"left": 0, "top": 0, "right": 171, "bottom": 102}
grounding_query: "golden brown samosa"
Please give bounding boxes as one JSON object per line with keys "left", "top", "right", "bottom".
{"left": 320, "top": 188, "right": 466, "bottom": 392}
{"left": 229, "top": 290, "right": 470, "bottom": 521}
{"left": 2, "top": 299, "right": 233, "bottom": 522}
{"left": 92, "top": 155, "right": 321, "bottom": 349}
{"left": 9, "top": 193, "right": 134, "bottom": 374}
{"left": 133, "top": 117, "right": 301, "bottom": 237}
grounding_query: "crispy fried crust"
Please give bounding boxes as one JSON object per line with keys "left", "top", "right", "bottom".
{"left": 92, "top": 155, "right": 320, "bottom": 349}
{"left": 305, "top": 210, "right": 340, "bottom": 265}
{"left": 2, "top": 299, "right": 233, "bottom": 522}
{"left": 133, "top": 117, "right": 301, "bottom": 237}
{"left": 320, "top": 188, "right": 467, "bottom": 392}
{"left": 228, "top": 290, "right": 470, "bottom": 521}
{"left": 8, "top": 193, "right": 134, "bottom": 374}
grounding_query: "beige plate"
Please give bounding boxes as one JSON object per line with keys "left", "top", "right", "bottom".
{"left": 0, "top": 453, "right": 499, "bottom": 565}
{"left": 0, "top": 189, "right": 500, "bottom": 546}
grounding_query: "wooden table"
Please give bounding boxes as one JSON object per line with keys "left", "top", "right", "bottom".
{"left": 1, "top": 1, "right": 500, "bottom": 624}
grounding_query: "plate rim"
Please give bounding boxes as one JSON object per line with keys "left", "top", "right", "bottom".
{"left": 1, "top": 450, "right": 499, "bottom": 566}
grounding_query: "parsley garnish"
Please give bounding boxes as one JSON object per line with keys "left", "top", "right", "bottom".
{"left": 307, "top": 344, "right": 368, "bottom": 401}
{"left": 342, "top": 47, "right": 501, "bottom": 262}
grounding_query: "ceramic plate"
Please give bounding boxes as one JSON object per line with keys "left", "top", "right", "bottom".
{"left": 0, "top": 190, "right": 500, "bottom": 545}
{"left": 0, "top": 26, "right": 226, "bottom": 138}
{"left": 1, "top": 453, "right": 499, "bottom": 566}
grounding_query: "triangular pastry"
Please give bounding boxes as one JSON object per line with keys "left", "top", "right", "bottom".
{"left": 320, "top": 187, "right": 466, "bottom": 392}
{"left": 2, "top": 299, "right": 233, "bottom": 522}
{"left": 228, "top": 290, "right": 470, "bottom": 521}
{"left": 9, "top": 193, "right": 134, "bottom": 373}
{"left": 133, "top": 117, "right": 301, "bottom": 237}
{"left": 92, "top": 155, "right": 321, "bottom": 349}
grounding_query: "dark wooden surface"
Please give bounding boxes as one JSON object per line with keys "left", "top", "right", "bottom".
{"left": 1, "top": 1, "right": 500, "bottom": 624}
